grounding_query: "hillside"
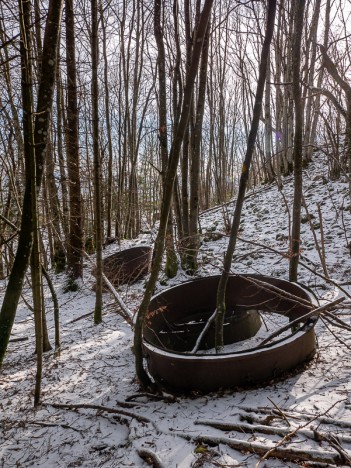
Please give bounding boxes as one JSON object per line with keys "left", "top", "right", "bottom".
{"left": 1, "top": 152, "right": 351, "bottom": 467}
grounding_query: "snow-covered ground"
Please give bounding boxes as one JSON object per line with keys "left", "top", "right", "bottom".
{"left": 1, "top": 152, "right": 350, "bottom": 467}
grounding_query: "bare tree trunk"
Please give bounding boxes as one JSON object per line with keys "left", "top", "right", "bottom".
{"left": 303, "top": 0, "right": 321, "bottom": 164}
{"left": 280, "top": 4, "right": 294, "bottom": 175}
{"left": 18, "top": 0, "right": 44, "bottom": 406}
{"left": 46, "top": 136, "right": 66, "bottom": 273}
{"left": 0, "top": 11, "right": 25, "bottom": 180}
{"left": 289, "top": 0, "right": 306, "bottom": 282}
{"left": 42, "top": 266, "right": 60, "bottom": 352}
{"left": 187, "top": 18, "right": 211, "bottom": 274}
{"left": 65, "top": 0, "right": 83, "bottom": 282}
{"left": 215, "top": 0, "right": 277, "bottom": 351}
{"left": 264, "top": 53, "right": 275, "bottom": 182}
{"left": 154, "top": 0, "right": 178, "bottom": 278}
{"left": 0, "top": 0, "right": 63, "bottom": 374}
{"left": 56, "top": 68, "right": 70, "bottom": 242}
{"left": 100, "top": 3, "right": 114, "bottom": 240}
{"left": 306, "top": 0, "right": 331, "bottom": 163}
{"left": 91, "top": 0, "right": 103, "bottom": 324}
{"left": 133, "top": 0, "right": 214, "bottom": 390}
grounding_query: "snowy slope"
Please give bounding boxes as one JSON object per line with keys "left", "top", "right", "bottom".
{"left": 1, "top": 152, "right": 350, "bottom": 467}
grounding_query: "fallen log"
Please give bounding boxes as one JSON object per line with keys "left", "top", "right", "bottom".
{"left": 179, "top": 433, "right": 347, "bottom": 466}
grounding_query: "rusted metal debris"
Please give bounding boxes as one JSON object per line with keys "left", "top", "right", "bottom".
{"left": 93, "top": 246, "right": 152, "bottom": 287}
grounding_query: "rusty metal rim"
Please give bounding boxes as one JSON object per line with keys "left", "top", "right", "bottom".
{"left": 94, "top": 245, "right": 153, "bottom": 287}
{"left": 143, "top": 327, "right": 316, "bottom": 392}
{"left": 142, "top": 275, "right": 318, "bottom": 391}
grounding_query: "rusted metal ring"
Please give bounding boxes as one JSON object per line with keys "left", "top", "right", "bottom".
{"left": 143, "top": 274, "right": 317, "bottom": 392}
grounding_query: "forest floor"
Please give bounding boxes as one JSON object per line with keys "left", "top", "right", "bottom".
{"left": 1, "top": 153, "right": 351, "bottom": 467}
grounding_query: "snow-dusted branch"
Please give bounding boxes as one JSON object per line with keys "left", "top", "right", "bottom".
{"left": 46, "top": 402, "right": 155, "bottom": 426}
{"left": 190, "top": 308, "right": 217, "bottom": 353}
{"left": 179, "top": 432, "right": 346, "bottom": 466}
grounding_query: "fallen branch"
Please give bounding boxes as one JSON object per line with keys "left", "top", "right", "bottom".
{"left": 255, "top": 397, "right": 351, "bottom": 467}
{"left": 9, "top": 336, "right": 29, "bottom": 343}
{"left": 258, "top": 297, "right": 345, "bottom": 347}
{"left": 68, "top": 311, "right": 93, "bottom": 324}
{"left": 191, "top": 309, "right": 217, "bottom": 353}
{"left": 100, "top": 272, "right": 134, "bottom": 326}
{"left": 321, "top": 433, "right": 351, "bottom": 465}
{"left": 244, "top": 275, "right": 313, "bottom": 309}
{"left": 194, "top": 419, "right": 351, "bottom": 444}
{"left": 125, "top": 392, "right": 178, "bottom": 403}
{"left": 300, "top": 256, "right": 351, "bottom": 302}
{"left": 301, "top": 196, "right": 329, "bottom": 278}
{"left": 45, "top": 402, "right": 154, "bottom": 426}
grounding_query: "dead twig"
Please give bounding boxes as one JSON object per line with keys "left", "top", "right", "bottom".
{"left": 28, "top": 420, "right": 81, "bottom": 433}
{"left": 322, "top": 310, "right": 351, "bottom": 332}
{"left": 244, "top": 275, "right": 313, "bottom": 309}
{"left": 301, "top": 196, "right": 329, "bottom": 278}
{"left": 254, "top": 399, "right": 350, "bottom": 468}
